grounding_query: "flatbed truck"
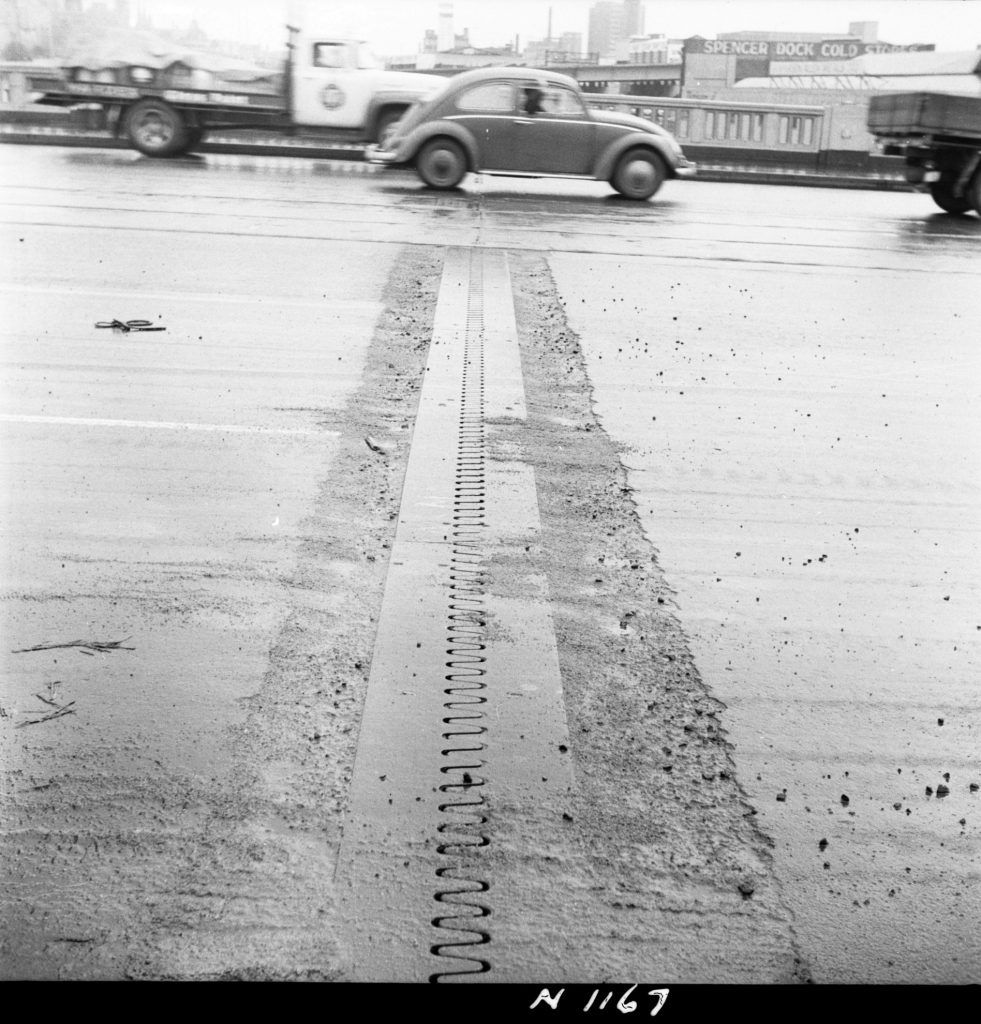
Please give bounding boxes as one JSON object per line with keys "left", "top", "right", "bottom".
{"left": 867, "top": 91, "right": 981, "bottom": 215}
{"left": 24, "top": 28, "right": 443, "bottom": 157}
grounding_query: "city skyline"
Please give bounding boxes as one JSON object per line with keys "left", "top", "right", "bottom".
{"left": 129, "top": 1, "right": 981, "bottom": 56}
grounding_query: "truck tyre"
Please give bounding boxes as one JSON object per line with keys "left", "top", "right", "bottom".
{"left": 374, "top": 107, "right": 405, "bottom": 145}
{"left": 969, "top": 169, "right": 981, "bottom": 217}
{"left": 611, "top": 149, "right": 667, "bottom": 200}
{"left": 416, "top": 137, "right": 467, "bottom": 189}
{"left": 929, "top": 179, "right": 972, "bottom": 215}
{"left": 124, "top": 98, "right": 189, "bottom": 157}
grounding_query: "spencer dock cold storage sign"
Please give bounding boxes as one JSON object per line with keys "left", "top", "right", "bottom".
{"left": 685, "top": 37, "right": 936, "bottom": 60}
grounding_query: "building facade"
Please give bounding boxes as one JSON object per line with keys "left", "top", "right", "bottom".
{"left": 588, "top": 0, "right": 645, "bottom": 62}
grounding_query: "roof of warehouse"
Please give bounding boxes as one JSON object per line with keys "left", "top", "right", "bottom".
{"left": 772, "top": 50, "right": 981, "bottom": 77}
{"left": 733, "top": 48, "right": 981, "bottom": 93}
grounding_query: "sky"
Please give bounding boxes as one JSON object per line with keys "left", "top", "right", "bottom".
{"left": 138, "top": 1, "right": 981, "bottom": 55}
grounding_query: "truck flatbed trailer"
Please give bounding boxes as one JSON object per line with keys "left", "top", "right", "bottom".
{"left": 27, "top": 75, "right": 293, "bottom": 133}
{"left": 867, "top": 91, "right": 981, "bottom": 215}
{"left": 867, "top": 91, "right": 981, "bottom": 140}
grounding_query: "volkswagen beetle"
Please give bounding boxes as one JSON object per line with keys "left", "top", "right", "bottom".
{"left": 366, "top": 66, "right": 697, "bottom": 200}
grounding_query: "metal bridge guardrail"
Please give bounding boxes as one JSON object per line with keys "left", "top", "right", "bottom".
{"left": 0, "top": 111, "right": 909, "bottom": 189}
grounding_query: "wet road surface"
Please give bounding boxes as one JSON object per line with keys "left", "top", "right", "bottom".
{"left": 1, "top": 145, "right": 979, "bottom": 984}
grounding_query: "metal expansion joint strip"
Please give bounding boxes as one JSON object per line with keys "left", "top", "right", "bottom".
{"left": 334, "top": 247, "right": 574, "bottom": 984}
{"left": 432, "top": 252, "right": 491, "bottom": 979}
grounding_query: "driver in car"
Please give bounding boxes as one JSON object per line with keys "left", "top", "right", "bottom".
{"left": 522, "top": 86, "right": 544, "bottom": 115}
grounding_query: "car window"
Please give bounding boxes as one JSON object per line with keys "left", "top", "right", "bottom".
{"left": 520, "top": 86, "right": 545, "bottom": 115}
{"left": 456, "top": 82, "right": 515, "bottom": 113}
{"left": 540, "top": 85, "right": 587, "bottom": 117}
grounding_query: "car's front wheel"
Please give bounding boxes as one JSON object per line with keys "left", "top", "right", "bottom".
{"left": 611, "top": 149, "right": 667, "bottom": 201}
{"left": 416, "top": 138, "right": 467, "bottom": 189}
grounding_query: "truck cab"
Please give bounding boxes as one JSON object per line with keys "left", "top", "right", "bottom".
{"left": 290, "top": 34, "right": 443, "bottom": 138}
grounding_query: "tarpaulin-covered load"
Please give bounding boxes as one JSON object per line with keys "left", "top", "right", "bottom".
{"left": 63, "top": 28, "right": 284, "bottom": 93}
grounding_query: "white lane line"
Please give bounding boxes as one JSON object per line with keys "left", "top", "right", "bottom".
{"left": 0, "top": 414, "right": 334, "bottom": 436}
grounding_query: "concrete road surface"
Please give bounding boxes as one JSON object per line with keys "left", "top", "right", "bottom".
{"left": 0, "top": 145, "right": 978, "bottom": 986}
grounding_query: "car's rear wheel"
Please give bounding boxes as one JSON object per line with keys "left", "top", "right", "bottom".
{"left": 611, "top": 149, "right": 667, "bottom": 200}
{"left": 416, "top": 138, "right": 467, "bottom": 189}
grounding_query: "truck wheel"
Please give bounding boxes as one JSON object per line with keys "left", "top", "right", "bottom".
{"left": 416, "top": 138, "right": 467, "bottom": 189}
{"left": 969, "top": 170, "right": 981, "bottom": 217}
{"left": 611, "top": 149, "right": 667, "bottom": 200}
{"left": 374, "top": 108, "right": 405, "bottom": 145}
{"left": 124, "top": 98, "right": 188, "bottom": 157}
{"left": 929, "top": 179, "right": 972, "bottom": 215}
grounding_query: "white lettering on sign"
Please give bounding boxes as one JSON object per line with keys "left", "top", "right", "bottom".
{"left": 864, "top": 42, "right": 934, "bottom": 53}
{"left": 701, "top": 39, "right": 770, "bottom": 56}
{"left": 689, "top": 36, "right": 936, "bottom": 60}
{"left": 773, "top": 41, "right": 816, "bottom": 58}
{"left": 819, "top": 41, "right": 861, "bottom": 58}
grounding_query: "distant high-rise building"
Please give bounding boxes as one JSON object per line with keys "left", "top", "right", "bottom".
{"left": 624, "top": 0, "right": 645, "bottom": 36}
{"left": 588, "top": 1, "right": 645, "bottom": 61}
{"left": 438, "top": 2, "right": 454, "bottom": 52}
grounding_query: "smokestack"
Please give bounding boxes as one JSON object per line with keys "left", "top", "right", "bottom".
{"left": 548, "top": 6, "right": 553, "bottom": 42}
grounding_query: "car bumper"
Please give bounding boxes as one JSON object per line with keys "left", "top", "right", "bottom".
{"left": 673, "top": 159, "right": 697, "bottom": 179}
{"left": 365, "top": 144, "right": 399, "bottom": 165}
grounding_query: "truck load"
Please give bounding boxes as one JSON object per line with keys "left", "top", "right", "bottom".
{"left": 24, "top": 27, "right": 444, "bottom": 157}
{"left": 867, "top": 91, "right": 981, "bottom": 215}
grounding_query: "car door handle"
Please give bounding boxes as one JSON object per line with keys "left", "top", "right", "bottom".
{"left": 512, "top": 118, "right": 534, "bottom": 125}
